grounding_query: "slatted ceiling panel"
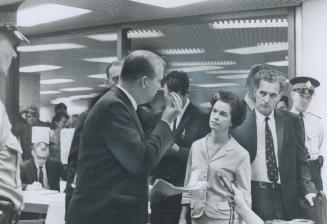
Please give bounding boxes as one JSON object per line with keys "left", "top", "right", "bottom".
{"left": 20, "top": 0, "right": 301, "bottom": 36}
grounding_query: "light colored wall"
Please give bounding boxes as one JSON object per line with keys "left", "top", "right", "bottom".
{"left": 19, "top": 73, "right": 40, "bottom": 109}
{"left": 296, "top": 0, "right": 327, "bottom": 192}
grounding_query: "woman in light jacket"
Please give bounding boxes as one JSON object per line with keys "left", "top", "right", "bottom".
{"left": 179, "top": 91, "right": 251, "bottom": 224}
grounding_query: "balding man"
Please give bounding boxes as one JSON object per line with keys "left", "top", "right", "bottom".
{"left": 66, "top": 50, "right": 182, "bottom": 224}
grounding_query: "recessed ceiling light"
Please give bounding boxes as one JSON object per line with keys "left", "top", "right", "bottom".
{"left": 206, "top": 69, "right": 250, "bottom": 74}
{"left": 266, "top": 60, "right": 289, "bottom": 66}
{"left": 40, "top": 91, "right": 61, "bottom": 95}
{"left": 98, "top": 84, "right": 107, "bottom": 88}
{"left": 40, "top": 79, "right": 74, "bottom": 84}
{"left": 128, "top": 29, "right": 164, "bottom": 39}
{"left": 83, "top": 57, "right": 118, "bottom": 63}
{"left": 20, "top": 65, "right": 62, "bottom": 73}
{"left": 61, "top": 87, "right": 93, "bottom": 92}
{"left": 69, "top": 94, "right": 96, "bottom": 100}
{"left": 224, "top": 42, "right": 288, "bottom": 55}
{"left": 171, "top": 61, "right": 235, "bottom": 66}
{"left": 86, "top": 33, "right": 118, "bottom": 41}
{"left": 171, "top": 66, "right": 223, "bottom": 73}
{"left": 129, "top": 0, "right": 208, "bottom": 8}
{"left": 211, "top": 18, "right": 288, "bottom": 29}
{"left": 17, "top": 43, "right": 85, "bottom": 52}
{"left": 51, "top": 97, "right": 71, "bottom": 104}
{"left": 88, "top": 73, "right": 107, "bottom": 79}
{"left": 18, "top": 3, "right": 91, "bottom": 27}
{"left": 192, "top": 83, "right": 239, "bottom": 88}
{"left": 217, "top": 74, "right": 248, "bottom": 79}
{"left": 158, "top": 48, "right": 205, "bottom": 55}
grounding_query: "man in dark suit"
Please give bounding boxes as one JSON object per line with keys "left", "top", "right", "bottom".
{"left": 20, "top": 142, "right": 66, "bottom": 191}
{"left": 150, "top": 70, "right": 210, "bottom": 224}
{"left": 66, "top": 50, "right": 182, "bottom": 224}
{"left": 232, "top": 68, "right": 317, "bottom": 221}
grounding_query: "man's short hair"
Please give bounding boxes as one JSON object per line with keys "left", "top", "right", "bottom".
{"left": 254, "top": 69, "right": 287, "bottom": 92}
{"left": 246, "top": 64, "right": 273, "bottom": 86}
{"left": 162, "top": 70, "right": 190, "bottom": 96}
{"left": 120, "top": 50, "right": 165, "bottom": 82}
{"left": 106, "top": 60, "right": 124, "bottom": 79}
{"left": 55, "top": 103, "right": 67, "bottom": 114}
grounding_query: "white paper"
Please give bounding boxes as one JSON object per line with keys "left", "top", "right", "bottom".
{"left": 60, "top": 128, "right": 75, "bottom": 164}
{"left": 32, "top": 126, "right": 51, "bottom": 144}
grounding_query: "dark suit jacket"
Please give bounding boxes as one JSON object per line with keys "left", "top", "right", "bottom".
{"left": 20, "top": 159, "right": 67, "bottom": 191}
{"left": 151, "top": 103, "right": 210, "bottom": 186}
{"left": 232, "top": 109, "right": 316, "bottom": 219}
{"left": 66, "top": 87, "right": 174, "bottom": 224}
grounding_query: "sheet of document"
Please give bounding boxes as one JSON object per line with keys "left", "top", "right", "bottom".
{"left": 60, "top": 128, "right": 75, "bottom": 164}
{"left": 32, "top": 126, "right": 51, "bottom": 144}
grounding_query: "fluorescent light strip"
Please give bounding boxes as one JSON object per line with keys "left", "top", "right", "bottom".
{"left": 158, "top": 48, "right": 205, "bottom": 55}
{"left": 192, "top": 83, "right": 239, "bottom": 88}
{"left": 40, "top": 91, "right": 60, "bottom": 95}
{"left": 61, "top": 87, "right": 93, "bottom": 92}
{"left": 18, "top": 3, "right": 91, "bottom": 27}
{"left": 206, "top": 69, "right": 250, "bottom": 74}
{"left": 265, "top": 60, "right": 288, "bottom": 66}
{"left": 217, "top": 74, "right": 248, "bottom": 79}
{"left": 20, "top": 65, "right": 62, "bottom": 73}
{"left": 129, "top": 0, "right": 208, "bottom": 8}
{"left": 87, "top": 33, "right": 118, "bottom": 41}
{"left": 225, "top": 42, "right": 288, "bottom": 55}
{"left": 127, "top": 29, "right": 164, "bottom": 39}
{"left": 171, "top": 61, "right": 235, "bottom": 67}
{"left": 211, "top": 18, "right": 287, "bottom": 29}
{"left": 171, "top": 66, "right": 222, "bottom": 73}
{"left": 83, "top": 57, "right": 118, "bottom": 63}
{"left": 88, "top": 74, "right": 107, "bottom": 79}
{"left": 40, "top": 79, "right": 74, "bottom": 84}
{"left": 18, "top": 43, "right": 85, "bottom": 52}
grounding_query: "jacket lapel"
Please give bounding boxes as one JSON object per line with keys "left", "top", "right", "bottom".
{"left": 274, "top": 110, "right": 284, "bottom": 163}
{"left": 176, "top": 104, "right": 192, "bottom": 134}
{"left": 30, "top": 160, "right": 38, "bottom": 181}
{"left": 111, "top": 87, "right": 145, "bottom": 140}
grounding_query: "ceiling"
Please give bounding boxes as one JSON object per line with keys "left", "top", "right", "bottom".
{"left": 14, "top": 0, "right": 298, "bottom": 110}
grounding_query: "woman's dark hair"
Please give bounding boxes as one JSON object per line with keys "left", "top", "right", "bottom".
{"left": 51, "top": 112, "right": 69, "bottom": 129}
{"left": 210, "top": 91, "right": 247, "bottom": 129}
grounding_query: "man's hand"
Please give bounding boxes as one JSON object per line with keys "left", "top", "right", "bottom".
{"left": 26, "top": 181, "right": 42, "bottom": 191}
{"left": 304, "top": 193, "right": 317, "bottom": 206}
{"left": 162, "top": 92, "right": 182, "bottom": 124}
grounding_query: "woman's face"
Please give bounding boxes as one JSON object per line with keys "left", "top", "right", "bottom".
{"left": 56, "top": 117, "right": 67, "bottom": 129}
{"left": 209, "top": 100, "right": 232, "bottom": 132}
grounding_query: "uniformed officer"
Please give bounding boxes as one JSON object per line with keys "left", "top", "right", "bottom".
{"left": 290, "top": 76, "right": 324, "bottom": 191}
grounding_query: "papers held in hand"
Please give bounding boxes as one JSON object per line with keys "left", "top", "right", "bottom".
{"left": 150, "top": 179, "right": 208, "bottom": 197}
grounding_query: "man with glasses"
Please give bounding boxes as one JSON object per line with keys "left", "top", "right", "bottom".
{"left": 20, "top": 142, "right": 66, "bottom": 191}
{"left": 290, "top": 76, "right": 325, "bottom": 191}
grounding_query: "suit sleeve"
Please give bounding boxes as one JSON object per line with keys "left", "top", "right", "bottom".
{"left": 295, "top": 116, "right": 317, "bottom": 195}
{"left": 101, "top": 102, "right": 174, "bottom": 177}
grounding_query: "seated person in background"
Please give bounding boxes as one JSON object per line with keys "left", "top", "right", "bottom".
{"left": 21, "top": 142, "right": 66, "bottom": 191}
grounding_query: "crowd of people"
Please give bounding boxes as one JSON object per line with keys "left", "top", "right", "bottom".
{"left": 0, "top": 5, "right": 325, "bottom": 224}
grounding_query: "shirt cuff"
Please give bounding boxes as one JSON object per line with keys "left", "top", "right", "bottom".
{"left": 161, "top": 119, "right": 173, "bottom": 130}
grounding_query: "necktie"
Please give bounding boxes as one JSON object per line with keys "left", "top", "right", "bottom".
{"left": 265, "top": 117, "right": 279, "bottom": 183}
{"left": 38, "top": 166, "right": 44, "bottom": 187}
{"left": 299, "top": 112, "right": 305, "bottom": 134}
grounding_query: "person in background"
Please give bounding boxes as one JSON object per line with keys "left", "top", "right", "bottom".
{"left": 65, "top": 60, "right": 123, "bottom": 215}
{"left": 13, "top": 105, "right": 49, "bottom": 160}
{"left": 49, "top": 112, "right": 69, "bottom": 162}
{"left": 66, "top": 50, "right": 182, "bottom": 224}
{"left": 0, "top": 1, "right": 29, "bottom": 222}
{"left": 54, "top": 103, "right": 68, "bottom": 116}
{"left": 276, "top": 95, "right": 289, "bottom": 111}
{"left": 151, "top": 70, "right": 210, "bottom": 224}
{"left": 179, "top": 91, "right": 250, "bottom": 224}
{"left": 290, "top": 76, "right": 325, "bottom": 191}
{"left": 67, "top": 114, "right": 79, "bottom": 128}
{"left": 20, "top": 142, "right": 66, "bottom": 191}
{"left": 232, "top": 69, "right": 317, "bottom": 221}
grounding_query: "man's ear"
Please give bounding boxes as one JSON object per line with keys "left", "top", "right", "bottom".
{"left": 141, "top": 76, "right": 148, "bottom": 88}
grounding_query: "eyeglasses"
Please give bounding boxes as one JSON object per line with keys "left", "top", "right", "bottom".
{"left": 293, "top": 88, "right": 314, "bottom": 97}
{"left": 35, "top": 156, "right": 48, "bottom": 161}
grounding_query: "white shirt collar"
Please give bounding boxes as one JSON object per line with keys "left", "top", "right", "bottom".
{"left": 175, "top": 98, "right": 190, "bottom": 127}
{"left": 291, "top": 108, "right": 307, "bottom": 117}
{"left": 255, "top": 108, "right": 275, "bottom": 122}
{"left": 116, "top": 85, "right": 138, "bottom": 111}
{"left": 244, "top": 93, "right": 255, "bottom": 110}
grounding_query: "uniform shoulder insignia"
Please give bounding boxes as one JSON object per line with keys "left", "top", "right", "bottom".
{"left": 308, "top": 112, "right": 321, "bottom": 119}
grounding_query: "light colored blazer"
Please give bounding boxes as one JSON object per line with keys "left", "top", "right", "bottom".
{"left": 181, "top": 135, "right": 251, "bottom": 220}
